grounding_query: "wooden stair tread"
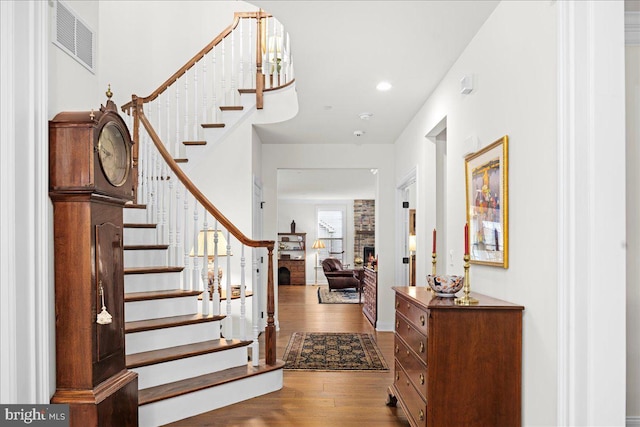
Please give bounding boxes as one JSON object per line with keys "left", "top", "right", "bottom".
{"left": 124, "top": 203, "right": 146, "bottom": 209}
{"left": 125, "top": 266, "right": 183, "bottom": 275}
{"left": 183, "top": 140, "right": 207, "bottom": 146}
{"left": 238, "top": 88, "right": 256, "bottom": 94}
{"left": 125, "top": 289, "right": 202, "bottom": 302}
{"left": 175, "top": 158, "right": 188, "bottom": 163}
{"left": 200, "top": 123, "right": 225, "bottom": 129}
{"left": 126, "top": 338, "right": 252, "bottom": 369}
{"left": 124, "top": 244, "right": 169, "bottom": 250}
{"left": 138, "top": 360, "right": 285, "bottom": 406}
{"left": 125, "top": 313, "right": 225, "bottom": 334}
{"left": 220, "top": 106, "right": 243, "bottom": 111}
{"left": 124, "top": 223, "right": 157, "bottom": 229}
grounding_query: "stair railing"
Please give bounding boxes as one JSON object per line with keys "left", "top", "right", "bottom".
{"left": 121, "top": 10, "right": 293, "bottom": 367}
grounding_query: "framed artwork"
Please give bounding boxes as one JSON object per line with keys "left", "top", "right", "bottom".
{"left": 465, "top": 135, "right": 508, "bottom": 268}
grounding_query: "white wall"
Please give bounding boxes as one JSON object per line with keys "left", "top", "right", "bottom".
{"left": 626, "top": 42, "right": 640, "bottom": 420}
{"left": 394, "top": 1, "right": 628, "bottom": 425}
{"left": 98, "top": 1, "right": 258, "bottom": 108}
{"left": 395, "top": 2, "right": 558, "bottom": 425}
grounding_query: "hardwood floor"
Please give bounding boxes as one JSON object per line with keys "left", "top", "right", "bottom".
{"left": 163, "top": 285, "right": 409, "bottom": 426}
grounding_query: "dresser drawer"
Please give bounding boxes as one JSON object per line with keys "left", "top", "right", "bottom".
{"left": 394, "top": 361, "right": 427, "bottom": 427}
{"left": 396, "top": 294, "right": 428, "bottom": 335}
{"left": 396, "top": 313, "right": 427, "bottom": 363}
{"left": 395, "top": 334, "right": 428, "bottom": 399}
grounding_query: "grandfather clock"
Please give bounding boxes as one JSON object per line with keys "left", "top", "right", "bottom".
{"left": 49, "top": 88, "right": 138, "bottom": 426}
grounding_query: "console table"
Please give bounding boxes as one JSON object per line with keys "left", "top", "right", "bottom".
{"left": 389, "top": 286, "right": 524, "bottom": 427}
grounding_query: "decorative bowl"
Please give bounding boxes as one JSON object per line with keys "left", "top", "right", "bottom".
{"left": 426, "top": 275, "right": 464, "bottom": 297}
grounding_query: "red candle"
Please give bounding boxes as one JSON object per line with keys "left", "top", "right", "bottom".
{"left": 432, "top": 229, "right": 436, "bottom": 254}
{"left": 464, "top": 223, "right": 469, "bottom": 255}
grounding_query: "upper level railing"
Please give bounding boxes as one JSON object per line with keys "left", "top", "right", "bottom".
{"left": 121, "top": 10, "right": 294, "bottom": 366}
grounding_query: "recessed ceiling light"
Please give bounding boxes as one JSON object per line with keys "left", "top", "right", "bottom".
{"left": 354, "top": 130, "right": 365, "bottom": 137}
{"left": 359, "top": 112, "right": 373, "bottom": 120}
{"left": 376, "top": 81, "right": 392, "bottom": 91}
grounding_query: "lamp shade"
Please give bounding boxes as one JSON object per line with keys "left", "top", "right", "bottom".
{"left": 409, "top": 235, "right": 417, "bottom": 252}
{"left": 190, "top": 229, "right": 231, "bottom": 258}
{"left": 312, "top": 239, "right": 326, "bottom": 250}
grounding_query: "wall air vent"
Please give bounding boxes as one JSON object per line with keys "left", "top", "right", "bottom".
{"left": 53, "top": 0, "right": 95, "bottom": 73}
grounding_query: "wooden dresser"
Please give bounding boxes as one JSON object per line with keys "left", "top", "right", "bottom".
{"left": 363, "top": 267, "right": 377, "bottom": 327}
{"left": 389, "top": 286, "right": 524, "bottom": 427}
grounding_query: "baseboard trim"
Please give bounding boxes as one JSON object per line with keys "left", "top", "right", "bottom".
{"left": 628, "top": 416, "right": 640, "bottom": 427}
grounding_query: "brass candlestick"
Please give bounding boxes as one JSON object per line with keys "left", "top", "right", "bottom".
{"left": 455, "top": 253, "right": 478, "bottom": 305}
{"left": 430, "top": 252, "right": 437, "bottom": 295}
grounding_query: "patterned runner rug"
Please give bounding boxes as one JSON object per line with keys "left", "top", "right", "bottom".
{"left": 317, "top": 286, "right": 360, "bottom": 304}
{"left": 282, "top": 332, "right": 389, "bottom": 371}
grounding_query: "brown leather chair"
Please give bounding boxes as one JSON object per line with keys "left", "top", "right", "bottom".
{"left": 321, "top": 258, "right": 362, "bottom": 291}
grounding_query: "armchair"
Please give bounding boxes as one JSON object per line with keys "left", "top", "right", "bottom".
{"left": 321, "top": 258, "right": 362, "bottom": 292}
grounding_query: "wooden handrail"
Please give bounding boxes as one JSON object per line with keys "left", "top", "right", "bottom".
{"left": 136, "top": 101, "right": 277, "bottom": 365}
{"left": 122, "top": 10, "right": 271, "bottom": 111}
{"left": 136, "top": 103, "right": 273, "bottom": 251}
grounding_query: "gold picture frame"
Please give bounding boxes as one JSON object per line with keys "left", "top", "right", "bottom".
{"left": 465, "top": 135, "right": 508, "bottom": 268}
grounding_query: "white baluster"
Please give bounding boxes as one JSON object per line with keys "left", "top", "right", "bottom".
{"left": 183, "top": 69, "right": 189, "bottom": 149}
{"left": 202, "top": 59, "right": 208, "bottom": 127}
{"left": 138, "top": 124, "right": 146, "bottom": 206}
{"left": 212, "top": 48, "right": 218, "bottom": 123}
{"left": 193, "top": 62, "right": 199, "bottom": 141}
{"left": 251, "top": 249, "right": 260, "bottom": 366}
{"left": 148, "top": 145, "right": 156, "bottom": 224}
{"left": 158, "top": 163, "right": 167, "bottom": 244}
{"left": 175, "top": 83, "right": 180, "bottom": 158}
{"left": 192, "top": 197, "right": 200, "bottom": 296}
{"left": 211, "top": 222, "right": 221, "bottom": 316}
{"left": 167, "top": 169, "right": 174, "bottom": 266}
{"left": 201, "top": 209, "right": 210, "bottom": 316}
{"left": 239, "top": 18, "right": 245, "bottom": 92}
{"left": 279, "top": 22, "right": 285, "bottom": 85}
{"left": 249, "top": 17, "right": 255, "bottom": 89}
{"left": 166, "top": 94, "right": 170, "bottom": 158}
{"left": 224, "top": 230, "right": 232, "bottom": 338}
{"left": 157, "top": 95, "right": 162, "bottom": 148}
{"left": 221, "top": 37, "right": 227, "bottom": 106}
{"left": 174, "top": 182, "right": 182, "bottom": 281}
{"left": 240, "top": 244, "right": 246, "bottom": 340}
{"left": 231, "top": 28, "right": 237, "bottom": 106}
{"left": 183, "top": 186, "right": 190, "bottom": 290}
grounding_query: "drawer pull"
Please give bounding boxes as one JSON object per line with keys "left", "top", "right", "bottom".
{"left": 419, "top": 373, "right": 425, "bottom": 385}
{"left": 395, "top": 345, "right": 399, "bottom": 354}
{"left": 396, "top": 300, "right": 399, "bottom": 308}
{"left": 407, "top": 303, "right": 411, "bottom": 310}
{"left": 419, "top": 341, "right": 425, "bottom": 353}
{"left": 419, "top": 410, "right": 424, "bottom": 421}
{"left": 396, "top": 373, "right": 400, "bottom": 381}
{"left": 396, "top": 320, "right": 399, "bottom": 329}
{"left": 406, "top": 350, "right": 410, "bottom": 357}
{"left": 406, "top": 380, "right": 410, "bottom": 386}
{"left": 420, "top": 314, "right": 425, "bottom": 326}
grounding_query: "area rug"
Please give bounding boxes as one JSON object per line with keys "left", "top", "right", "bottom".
{"left": 282, "top": 332, "right": 389, "bottom": 371}
{"left": 317, "top": 286, "right": 360, "bottom": 304}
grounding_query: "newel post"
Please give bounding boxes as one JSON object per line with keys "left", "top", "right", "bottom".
{"left": 265, "top": 244, "right": 276, "bottom": 365}
{"left": 255, "top": 11, "right": 266, "bottom": 109}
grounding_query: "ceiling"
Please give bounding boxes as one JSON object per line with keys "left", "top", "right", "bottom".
{"left": 251, "top": 0, "right": 500, "bottom": 145}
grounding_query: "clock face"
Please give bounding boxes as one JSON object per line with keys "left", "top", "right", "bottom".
{"left": 97, "top": 121, "right": 130, "bottom": 187}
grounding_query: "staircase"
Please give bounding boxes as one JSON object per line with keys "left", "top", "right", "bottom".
{"left": 117, "top": 10, "right": 295, "bottom": 426}
{"left": 123, "top": 204, "right": 283, "bottom": 426}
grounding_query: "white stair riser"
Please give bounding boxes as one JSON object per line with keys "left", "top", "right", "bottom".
{"left": 126, "top": 321, "right": 221, "bottom": 355}
{"left": 138, "top": 368, "right": 283, "bottom": 427}
{"left": 125, "top": 271, "right": 182, "bottom": 293}
{"left": 133, "top": 346, "right": 247, "bottom": 389}
{"left": 124, "top": 249, "right": 168, "bottom": 268}
{"left": 124, "top": 227, "right": 158, "bottom": 246}
{"left": 124, "top": 208, "right": 148, "bottom": 224}
{"left": 125, "top": 296, "right": 199, "bottom": 322}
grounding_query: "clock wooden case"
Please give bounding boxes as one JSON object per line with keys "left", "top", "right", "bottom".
{"left": 49, "top": 94, "right": 138, "bottom": 426}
